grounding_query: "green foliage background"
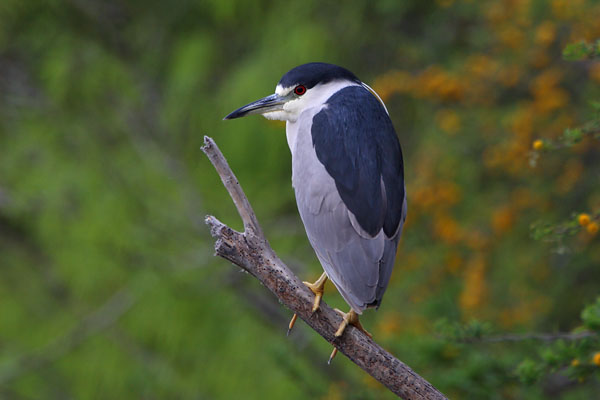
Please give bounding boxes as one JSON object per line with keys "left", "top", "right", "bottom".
{"left": 1, "top": 0, "right": 599, "bottom": 399}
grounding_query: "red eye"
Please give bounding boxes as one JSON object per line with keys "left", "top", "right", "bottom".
{"left": 294, "top": 85, "right": 306, "bottom": 96}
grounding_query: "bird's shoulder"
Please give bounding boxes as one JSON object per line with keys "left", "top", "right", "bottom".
{"left": 310, "top": 85, "right": 405, "bottom": 238}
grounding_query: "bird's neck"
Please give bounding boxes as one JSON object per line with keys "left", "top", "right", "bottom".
{"left": 285, "top": 120, "right": 299, "bottom": 154}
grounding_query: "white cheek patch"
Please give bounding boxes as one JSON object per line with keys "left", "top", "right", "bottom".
{"left": 281, "top": 99, "right": 303, "bottom": 122}
{"left": 283, "top": 98, "right": 301, "bottom": 111}
{"left": 262, "top": 110, "right": 287, "bottom": 120}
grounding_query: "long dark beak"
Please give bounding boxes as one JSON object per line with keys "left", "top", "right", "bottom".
{"left": 223, "top": 93, "right": 286, "bottom": 120}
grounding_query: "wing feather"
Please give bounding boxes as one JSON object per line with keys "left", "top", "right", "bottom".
{"left": 290, "top": 85, "right": 406, "bottom": 312}
{"left": 311, "top": 86, "right": 404, "bottom": 238}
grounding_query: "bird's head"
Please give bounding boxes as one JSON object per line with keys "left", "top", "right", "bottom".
{"left": 224, "top": 62, "right": 362, "bottom": 123}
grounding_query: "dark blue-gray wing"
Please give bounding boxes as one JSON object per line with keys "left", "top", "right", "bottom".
{"left": 311, "top": 85, "right": 404, "bottom": 239}
{"left": 307, "top": 85, "right": 405, "bottom": 310}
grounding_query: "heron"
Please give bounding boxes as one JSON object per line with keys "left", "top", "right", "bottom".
{"left": 224, "top": 62, "right": 406, "bottom": 361}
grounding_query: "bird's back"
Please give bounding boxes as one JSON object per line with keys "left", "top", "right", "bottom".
{"left": 288, "top": 84, "right": 406, "bottom": 313}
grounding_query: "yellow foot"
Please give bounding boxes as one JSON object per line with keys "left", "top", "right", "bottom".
{"left": 334, "top": 309, "right": 372, "bottom": 338}
{"left": 287, "top": 272, "right": 328, "bottom": 335}
{"left": 304, "top": 272, "right": 328, "bottom": 312}
{"left": 328, "top": 309, "right": 373, "bottom": 364}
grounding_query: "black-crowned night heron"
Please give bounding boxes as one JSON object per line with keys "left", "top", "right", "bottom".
{"left": 224, "top": 63, "right": 406, "bottom": 361}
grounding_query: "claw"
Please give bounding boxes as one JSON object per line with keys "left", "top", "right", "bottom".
{"left": 287, "top": 313, "right": 298, "bottom": 336}
{"left": 286, "top": 272, "right": 328, "bottom": 334}
{"left": 328, "top": 347, "right": 338, "bottom": 364}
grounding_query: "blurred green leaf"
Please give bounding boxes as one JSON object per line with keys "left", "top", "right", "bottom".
{"left": 581, "top": 298, "right": 600, "bottom": 331}
{"left": 516, "top": 359, "right": 543, "bottom": 385}
{"left": 562, "top": 41, "right": 597, "bottom": 61}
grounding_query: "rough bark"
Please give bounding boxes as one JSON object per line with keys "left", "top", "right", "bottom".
{"left": 202, "top": 136, "right": 447, "bottom": 400}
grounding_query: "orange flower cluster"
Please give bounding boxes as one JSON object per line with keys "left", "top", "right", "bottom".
{"left": 411, "top": 181, "right": 462, "bottom": 214}
{"left": 374, "top": 0, "right": 600, "bottom": 329}
{"left": 491, "top": 205, "right": 516, "bottom": 236}
{"left": 579, "top": 213, "right": 599, "bottom": 235}
{"left": 593, "top": 352, "right": 600, "bottom": 366}
{"left": 530, "top": 68, "right": 570, "bottom": 114}
{"left": 373, "top": 67, "right": 464, "bottom": 104}
{"left": 459, "top": 254, "right": 488, "bottom": 316}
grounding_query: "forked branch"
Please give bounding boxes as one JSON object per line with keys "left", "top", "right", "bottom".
{"left": 202, "top": 136, "right": 446, "bottom": 400}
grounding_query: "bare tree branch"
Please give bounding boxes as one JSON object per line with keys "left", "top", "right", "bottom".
{"left": 202, "top": 136, "right": 447, "bottom": 400}
{"left": 202, "top": 137, "right": 264, "bottom": 238}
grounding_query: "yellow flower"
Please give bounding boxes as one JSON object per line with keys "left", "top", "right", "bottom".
{"left": 530, "top": 69, "right": 569, "bottom": 113}
{"left": 533, "top": 140, "right": 544, "bottom": 150}
{"left": 372, "top": 70, "right": 412, "bottom": 102}
{"left": 436, "top": 110, "right": 461, "bottom": 135}
{"left": 415, "top": 66, "right": 464, "bottom": 101}
{"left": 492, "top": 206, "right": 515, "bottom": 235}
{"left": 535, "top": 21, "right": 556, "bottom": 46}
{"left": 531, "top": 68, "right": 563, "bottom": 93}
{"left": 593, "top": 352, "right": 600, "bottom": 366}
{"left": 459, "top": 255, "right": 487, "bottom": 313}
{"left": 587, "top": 222, "right": 599, "bottom": 235}
{"left": 571, "top": 358, "right": 580, "bottom": 367}
{"left": 578, "top": 213, "right": 591, "bottom": 227}
{"left": 433, "top": 215, "right": 461, "bottom": 244}
{"left": 465, "top": 54, "right": 497, "bottom": 79}
{"left": 498, "top": 26, "right": 524, "bottom": 49}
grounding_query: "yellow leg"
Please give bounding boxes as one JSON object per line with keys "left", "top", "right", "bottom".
{"left": 287, "top": 272, "right": 328, "bottom": 335}
{"left": 328, "top": 308, "right": 373, "bottom": 363}
{"left": 304, "top": 272, "right": 328, "bottom": 312}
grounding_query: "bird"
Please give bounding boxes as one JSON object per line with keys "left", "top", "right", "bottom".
{"left": 224, "top": 62, "right": 406, "bottom": 361}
